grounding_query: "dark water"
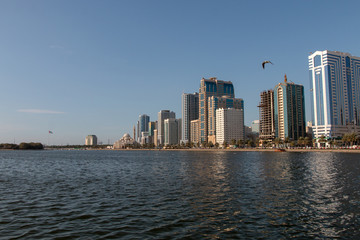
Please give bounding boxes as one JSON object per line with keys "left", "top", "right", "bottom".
{"left": 0, "top": 150, "right": 360, "bottom": 239}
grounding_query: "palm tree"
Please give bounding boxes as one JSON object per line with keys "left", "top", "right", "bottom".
{"left": 237, "top": 139, "right": 244, "bottom": 148}
{"left": 343, "top": 133, "right": 357, "bottom": 147}
{"left": 304, "top": 137, "right": 312, "bottom": 147}
{"left": 298, "top": 137, "right": 305, "bottom": 148}
{"left": 247, "top": 140, "right": 255, "bottom": 148}
{"left": 274, "top": 138, "right": 281, "bottom": 148}
{"left": 349, "top": 133, "right": 357, "bottom": 146}
{"left": 318, "top": 135, "right": 327, "bottom": 148}
{"left": 255, "top": 138, "right": 260, "bottom": 147}
{"left": 284, "top": 137, "right": 290, "bottom": 148}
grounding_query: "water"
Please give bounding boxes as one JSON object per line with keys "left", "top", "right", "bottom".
{"left": 0, "top": 150, "right": 359, "bottom": 239}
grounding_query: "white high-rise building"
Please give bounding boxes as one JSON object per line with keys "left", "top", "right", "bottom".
{"left": 158, "top": 110, "right": 176, "bottom": 145}
{"left": 85, "top": 135, "right": 97, "bottom": 146}
{"left": 164, "top": 118, "right": 181, "bottom": 146}
{"left": 309, "top": 50, "right": 360, "bottom": 146}
{"left": 251, "top": 120, "right": 260, "bottom": 133}
{"left": 215, "top": 108, "right": 244, "bottom": 146}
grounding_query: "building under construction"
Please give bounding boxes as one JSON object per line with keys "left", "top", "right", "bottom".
{"left": 258, "top": 90, "right": 275, "bottom": 143}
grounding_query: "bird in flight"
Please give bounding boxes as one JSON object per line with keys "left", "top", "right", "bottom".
{"left": 262, "top": 61, "right": 273, "bottom": 69}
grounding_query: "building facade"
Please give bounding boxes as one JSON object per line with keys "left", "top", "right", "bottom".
{"left": 215, "top": 108, "right": 244, "bottom": 146}
{"left": 157, "top": 110, "right": 176, "bottom": 145}
{"left": 259, "top": 90, "right": 275, "bottom": 142}
{"left": 190, "top": 119, "right": 200, "bottom": 145}
{"left": 251, "top": 120, "right": 260, "bottom": 133}
{"left": 148, "top": 121, "right": 156, "bottom": 136}
{"left": 85, "top": 135, "right": 97, "bottom": 146}
{"left": 148, "top": 121, "right": 157, "bottom": 144}
{"left": 164, "top": 118, "right": 181, "bottom": 146}
{"left": 181, "top": 92, "right": 199, "bottom": 144}
{"left": 153, "top": 129, "right": 158, "bottom": 147}
{"left": 137, "top": 114, "right": 150, "bottom": 142}
{"left": 207, "top": 96, "right": 244, "bottom": 139}
{"left": 309, "top": 50, "right": 360, "bottom": 145}
{"left": 199, "top": 77, "right": 235, "bottom": 142}
{"left": 113, "top": 133, "right": 137, "bottom": 149}
{"left": 274, "top": 75, "right": 305, "bottom": 141}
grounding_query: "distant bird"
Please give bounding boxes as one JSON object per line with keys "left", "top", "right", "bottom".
{"left": 262, "top": 61, "right": 273, "bottom": 69}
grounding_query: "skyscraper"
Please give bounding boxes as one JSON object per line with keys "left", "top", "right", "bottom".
{"left": 207, "top": 96, "right": 244, "bottom": 140}
{"left": 251, "top": 120, "right": 260, "bottom": 133}
{"left": 148, "top": 121, "right": 157, "bottom": 144}
{"left": 199, "top": 77, "right": 235, "bottom": 142}
{"left": 164, "top": 118, "right": 181, "bottom": 146}
{"left": 216, "top": 108, "right": 244, "bottom": 146}
{"left": 138, "top": 114, "right": 150, "bottom": 142}
{"left": 181, "top": 92, "right": 199, "bottom": 144}
{"left": 190, "top": 119, "right": 200, "bottom": 145}
{"left": 309, "top": 50, "right": 360, "bottom": 145}
{"left": 153, "top": 129, "right": 158, "bottom": 147}
{"left": 259, "top": 90, "right": 275, "bottom": 142}
{"left": 157, "top": 110, "right": 176, "bottom": 145}
{"left": 274, "top": 75, "right": 305, "bottom": 141}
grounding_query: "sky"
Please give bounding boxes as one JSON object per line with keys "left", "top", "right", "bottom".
{"left": 1, "top": 0, "right": 360, "bottom": 145}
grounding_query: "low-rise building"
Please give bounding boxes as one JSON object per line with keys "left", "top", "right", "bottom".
{"left": 113, "top": 133, "right": 137, "bottom": 149}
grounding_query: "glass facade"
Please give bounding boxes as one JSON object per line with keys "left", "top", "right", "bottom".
{"left": 274, "top": 79, "right": 305, "bottom": 140}
{"left": 309, "top": 50, "right": 360, "bottom": 141}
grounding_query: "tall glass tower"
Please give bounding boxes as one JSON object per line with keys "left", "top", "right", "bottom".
{"left": 309, "top": 50, "right": 360, "bottom": 144}
{"left": 199, "top": 77, "right": 234, "bottom": 142}
{"left": 137, "top": 114, "right": 150, "bottom": 142}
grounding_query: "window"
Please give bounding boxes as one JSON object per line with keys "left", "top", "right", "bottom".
{"left": 314, "top": 55, "right": 321, "bottom": 67}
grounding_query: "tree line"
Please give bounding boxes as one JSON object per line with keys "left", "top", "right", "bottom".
{"left": 0, "top": 142, "right": 44, "bottom": 150}
{"left": 141, "top": 133, "right": 360, "bottom": 149}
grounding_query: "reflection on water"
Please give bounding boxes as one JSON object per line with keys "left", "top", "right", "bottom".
{"left": 0, "top": 150, "right": 359, "bottom": 239}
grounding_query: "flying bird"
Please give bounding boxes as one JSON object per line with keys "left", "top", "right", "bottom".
{"left": 262, "top": 61, "right": 273, "bottom": 69}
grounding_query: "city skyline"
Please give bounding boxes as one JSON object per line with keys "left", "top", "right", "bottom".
{"left": 1, "top": 1, "right": 360, "bottom": 145}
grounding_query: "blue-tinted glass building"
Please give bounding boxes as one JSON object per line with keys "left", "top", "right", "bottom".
{"left": 309, "top": 50, "right": 360, "bottom": 145}
{"left": 137, "top": 114, "right": 150, "bottom": 142}
{"left": 199, "top": 77, "right": 235, "bottom": 142}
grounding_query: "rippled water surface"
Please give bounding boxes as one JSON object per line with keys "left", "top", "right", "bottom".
{"left": 1, "top": 150, "right": 360, "bottom": 239}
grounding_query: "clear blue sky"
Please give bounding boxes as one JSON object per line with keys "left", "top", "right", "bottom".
{"left": 1, "top": 0, "right": 360, "bottom": 145}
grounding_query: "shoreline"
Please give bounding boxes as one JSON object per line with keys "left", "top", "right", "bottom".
{"left": 42, "top": 148, "right": 360, "bottom": 153}
{"left": 124, "top": 148, "right": 360, "bottom": 153}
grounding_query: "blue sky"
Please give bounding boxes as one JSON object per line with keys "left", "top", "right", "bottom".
{"left": 1, "top": 0, "right": 360, "bottom": 145}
